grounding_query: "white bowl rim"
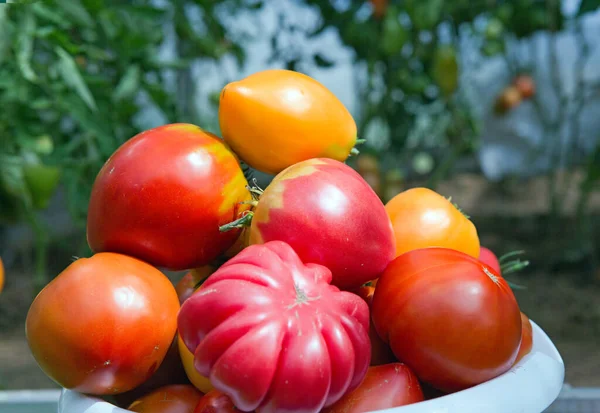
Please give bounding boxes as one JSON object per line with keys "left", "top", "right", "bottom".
{"left": 58, "top": 319, "right": 565, "bottom": 413}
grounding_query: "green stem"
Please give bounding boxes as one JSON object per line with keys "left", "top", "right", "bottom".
{"left": 355, "top": 138, "right": 366, "bottom": 145}
{"left": 498, "top": 250, "right": 526, "bottom": 264}
{"left": 349, "top": 147, "right": 360, "bottom": 157}
{"left": 219, "top": 211, "right": 254, "bottom": 233}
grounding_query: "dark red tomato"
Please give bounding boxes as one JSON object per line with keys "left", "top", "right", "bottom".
{"left": 87, "top": 123, "right": 251, "bottom": 271}
{"left": 514, "top": 312, "right": 533, "bottom": 365}
{"left": 193, "top": 390, "right": 238, "bottom": 413}
{"left": 372, "top": 248, "right": 522, "bottom": 393}
{"left": 175, "top": 266, "right": 218, "bottom": 305}
{"left": 479, "top": 246, "right": 501, "bottom": 274}
{"left": 128, "top": 385, "right": 204, "bottom": 413}
{"left": 25, "top": 253, "right": 180, "bottom": 395}
{"left": 351, "top": 285, "right": 396, "bottom": 366}
{"left": 178, "top": 241, "right": 371, "bottom": 413}
{"left": 323, "top": 363, "right": 424, "bottom": 413}
{"left": 248, "top": 158, "right": 396, "bottom": 290}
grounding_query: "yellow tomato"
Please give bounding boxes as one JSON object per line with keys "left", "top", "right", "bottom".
{"left": 177, "top": 334, "right": 213, "bottom": 394}
{"left": 385, "top": 187, "right": 480, "bottom": 258}
{"left": 219, "top": 69, "right": 358, "bottom": 175}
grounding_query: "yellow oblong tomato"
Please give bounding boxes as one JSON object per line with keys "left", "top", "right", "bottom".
{"left": 219, "top": 69, "right": 358, "bottom": 175}
{"left": 385, "top": 187, "right": 480, "bottom": 258}
{"left": 177, "top": 334, "right": 213, "bottom": 394}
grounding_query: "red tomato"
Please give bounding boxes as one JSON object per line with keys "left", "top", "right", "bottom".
{"left": 25, "top": 253, "right": 180, "bottom": 395}
{"left": 513, "top": 74, "right": 536, "bottom": 99}
{"left": 372, "top": 248, "right": 522, "bottom": 393}
{"left": 514, "top": 312, "right": 533, "bottom": 365}
{"left": 176, "top": 266, "right": 218, "bottom": 305}
{"left": 193, "top": 390, "right": 238, "bottom": 413}
{"left": 479, "top": 246, "right": 501, "bottom": 274}
{"left": 247, "top": 158, "right": 396, "bottom": 290}
{"left": 351, "top": 285, "right": 396, "bottom": 366}
{"left": 128, "top": 385, "right": 204, "bottom": 413}
{"left": 178, "top": 241, "right": 371, "bottom": 413}
{"left": 323, "top": 363, "right": 424, "bottom": 413}
{"left": 87, "top": 123, "right": 251, "bottom": 271}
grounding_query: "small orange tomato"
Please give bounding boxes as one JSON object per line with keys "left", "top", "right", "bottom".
{"left": 370, "top": 0, "right": 388, "bottom": 18}
{"left": 513, "top": 75, "right": 536, "bottom": 99}
{"left": 514, "top": 312, "right": 533, "bottom": 365}
{"left": 128, "top": 384, "right": 203, "bottom": 413}
{"left": 177, "top": 334, "right": 213, "bottom": 394}
{"left": 219, "top": 69, "right": 358, "bottom": 175}
{"left": 385, "top": 187, "right": 480, "bottom": 258}
{"left": 0, "top": 256, "right": 4, "bottom": 293}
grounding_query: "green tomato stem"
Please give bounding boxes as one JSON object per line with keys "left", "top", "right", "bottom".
{"left": 219, "top": 211, "right": 254, "bottom": 233}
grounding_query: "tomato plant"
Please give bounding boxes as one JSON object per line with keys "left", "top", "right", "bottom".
{"left": 219, "top": 70, "right": 359, "bottom": 175}
{"left": 86, "top": 123, "right": 251, "bottom": 271}
{"left": 128, "top": 385, "right": 204, "bottom": 413}
{"left": 193, "top": 390, "right": 238, "bottom": 413}
{"left": 384, "top": 188, "right": 480, "bottom": 259}
{"left": 372, "top": 248, "right": 522, "bottom": 392}
{"left": 25, "top": 253, "right": 180, "bottom": 395}
{"left": 351, "top": 285, "right": 396, "bottom": 366}
{"left": 178, "top": 241, "right": 371, "bottom": 413}
{"left": 224, "top": 158, "right": 395, "bottom": 290}
{"left": 479, "top": 247, "right": 501, "bottom": 274}
{"left": 323, "top": 363, "right": 424, "bottom": 413}
{"left": 514, "top": 312, "right": 533, "bottom": 365}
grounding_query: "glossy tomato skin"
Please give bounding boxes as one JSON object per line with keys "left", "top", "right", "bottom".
{"left": 128, "top": 384, "right": 204, "bottom": 413}
{"left": 323, "top": 363, "right": 423, "bottom": 413}
{"left": 351, "top": 285, "right": 396, "bottom": 366}
{"left": 87, "top": 123, "right": 251, "bottom": 271}
{"left": 249, "top": 158, "right": 396, "bottom": 290}
{"left": 25, "top": 253, "right": 180, "bottom": 395}
{"left": 219, "top": 70, "right": 357, "bottom": 175}
{"left": 479, "top": 246, "right": 501, "bottom": 274}
{"left": 193, "top": 390, "right": 238, "bottom": 413}
{"left": 178, "top": 334, "right": 213, "bottom": 394}
{"left": 372, "top": 248, "right": 522, "bottom": 393}
{"left": 385, "top": 187, "right": 480, "bottom": 259}
{"left": 514, "top": 312, "right": 533, "bottom": 365}
{"left": 178, "top": 241, "right": 371, "bottom": 413}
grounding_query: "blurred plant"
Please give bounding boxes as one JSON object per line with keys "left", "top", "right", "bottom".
{"left": 0, "top": 0, "right": 257, "bottom": 290}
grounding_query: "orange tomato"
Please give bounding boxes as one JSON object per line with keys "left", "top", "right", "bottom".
{"left": 514, "top": 312, "right": 533, "bottom": 365}
{"left": 219, "top": 69, "right": 358, "bottom": 175}
{"left": 128, "top": 384, "right": 203, "bottom": 413}
{"left": 0, "top": 257, "right": 4, "bottom": 293}
{"left": 370, "top": 0, "right": 388, "bottom": 19}
{"left": 25, "top": 253, "right": 180, "bottom": 395}
{"left": 385, "top": 187, "right": 480, "bottom": 258}
{"left": 177, "top": 334, "right": 213, "bottom": 394}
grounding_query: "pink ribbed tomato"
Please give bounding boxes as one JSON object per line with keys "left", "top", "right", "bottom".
{"left": 178, "top": 241, "right": 371, "bottom": 413}
{"left": 479, "top": 246, "right": 501, "bottom": 274}
{"left": 246, "top": 158, "right": 395, "bottom": 290}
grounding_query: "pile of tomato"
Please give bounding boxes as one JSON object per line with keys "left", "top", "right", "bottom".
{"left": 25, "top": 69, "right": 533, "bottom": 413}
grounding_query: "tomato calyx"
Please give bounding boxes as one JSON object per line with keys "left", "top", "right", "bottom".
{"left": 220, "top": 179, "right": 263, "bottom": 232}
{"left": 289, "top": 284, "right": 320, "bottom": 308}
{"left": 349, "top": 138, "right": 367, "bottom": 157}
{"left": 446, "top": 196, "right": 470, "bottom": 219}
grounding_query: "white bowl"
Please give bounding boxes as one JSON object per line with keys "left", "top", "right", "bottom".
{"left": 58, "top": 320, "right": 565, "bottom": 413}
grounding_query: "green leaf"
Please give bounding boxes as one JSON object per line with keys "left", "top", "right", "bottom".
{"left": 577, "top": 0, "right": 600, "bottom": 16}
{"left": 16, "top": 9, "right": 37, "bottom": 82}
{"left": 31, "top": 3, "right": 71, "bottom": 29}
{"left": 313, "top": 53, "right": 335, "bottom": 68}
{"left": 0, "top": 7, "right": 10, "bottom": 64}
{"left": 55, "top": 46, "right": 97, "bottom": 111}
{"left": 56, "top": 0, "right": 94, "bottom": 28}
{"left": 113, "top": 65, "right": 141, "bottom": 102}
{"left": 0, "top": 154, "right": 32, "bottom": 210}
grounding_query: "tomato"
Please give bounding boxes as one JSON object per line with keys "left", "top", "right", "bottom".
{"left": 87, "top": 123, "right": 251, "bottom": 271}
{"left": 113, "top": 336, "right": 189, "bottom": 408}
{"left": 243, "top": 158, "right": 395, "bottom": 290}
{"left": 514, "top": 312, "right": 533, "bottom": 365}
{"left": 384, "top": 188, "right": 480, "bottom": 259}
{"left": 494, "top": 86, "right": 522, "bottom": 114}
{"left": 178, "top": 334, "right": 213, "bottom": 394}
{"left": 479, "top": 246, "right": 501, "bottom": 274}
{"left": 323, "top": 363, "right": 424, "bottom": 413}
{"left": 25, "top": 253, "right": 180, "bottom": 395}
{"left": 176, "top": 266, "right": 218, "bottom": 305}
{"left": 381, "top": 7, "right": 408, "bottom": 55}
{"left": 432, "top": 45, "right": 459, "bottom": 97}
{"left": 513, "top": 74, "right": 536, "bottom": 99}
{"left": 0, "top": 256, "right": 4, "bottom": 294}
{"left": 372, "top": 248, "right": 522, "bottom": 393}
{"left": 370, "top": 0, "right": 388, "bottom": 18}
{"left": 351, "top": 285, "right": 396, "bottom": 366}
{"left": 219, "top": 70, "right": 358, "bottom": 175}
{"left": 178, "top": 241, "right": 371, "bottom": 413}
{"left": 128, "top": 385, "right": 204, "bottom": 413}
{"left": 193, "top": 390, "right": 238, "bottom": 413}
{"left": 22, "top": 163, "right": 61, "bottom": 210}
